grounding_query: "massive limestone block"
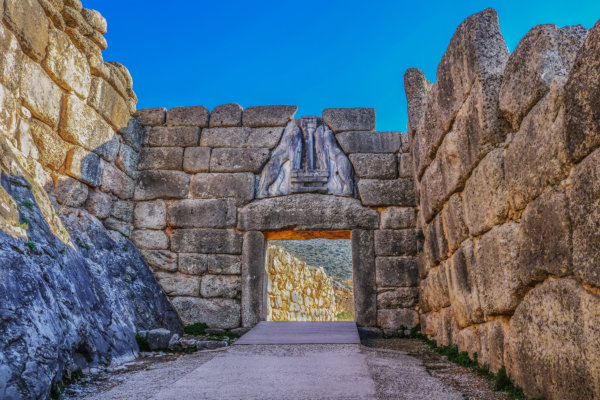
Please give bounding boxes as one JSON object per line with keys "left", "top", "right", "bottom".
{"left": 101, "top": 161, "right": 135, "bottom": 199}
{"left": 462, "top": 148, "right": 507, "bottom": 235}
{"left": 171, "top": 297, "right": 241, "bottom": 328}
{"left": 242, "top": 231, "right": 266, "bottom": 326}
{"left": 183, "top": 147, "right": 210, "bottom": 173}
{"left": 378, "top": 309, "right": 419, "bottom": 330}
{"left": 20, "top": 58, "right": 62, "bottom": 128}
{"left": 178, "top": 253, "right": 209, "bottom": 275}
{"left": 134, "top": 200, "right": 166, "bottom": 230}
{"left": 167, "top": 199, "right": 236, "bottom": 229}
{"left": 237, "top": 194, "right": 378, "bottom": 231}
{"left": 445, "top": 241, "right": 484, "bottom": 328}
{"left": 336, "top": 131, "right": 401, "bottom": 153}
{"left": 88, "top": 77, "right": 130, "bottom": 128}
{"left": 504, "top": 82, "right": 570, "bottom": 211}
{"left": 397, "top": 153, "right": 413, "bottom": 178}
{"left": 166, "top": 106, "right": 209, "bottom": 127}
{"left": 134, "top": 170, "right": 190, "bottom": 200}
{"left": 499, "top": 24, "right": 588, "bottom": 130}
{"left": 458, "top": 320, "right": 507, "bottom": 373}
{"left": 134, "top": 107, "right": 166, "bottom": 126}
{"left": 200, "top": 127, "right": 284, "bottom": 149}
{"left": 132, "top": 229, "right": 169, "bottom": 250}
{"left": 377, "top": 287, "right": 419, "bottom": 309}
{"left": 564, "top": 20, "right": 600, "bottom": 161}
{"left": 358, "top": 178, "right": 415, "bottom": 207}
{"left": 148, "top": 126, "right": 199, "bottom": 147}
{"left": 81, "top": 8, "right": 107, "bottom": 33}
{"left": 171, "top": 229, "right": 243, "bottom": 254}
{"left": 4, "top": 0, "right": 49, "bottom": 62}
{"left": 413, "top": 8, "right": 509, "bottom": 178}
{"left": 0, "top": 23, "right": 23, "bottom": 92}
{"left": 379, "top": 207, "right": 416, "bottom": 230}
{"left": 423, "top": 213, "right": 448, "bottom": 267}
{"left": 28, "top": 118, "right": 71, "bottom": 171}
{"left": 85, "top": 189, "right": 113, "bottom": 219}
{"left": 209, "top": 103, "right": 243, "bottom": 127}
{"left": 116, "top": 143, "right": 139, "bottom": 179}
{"left": 0, "top": 83, "right": 17, "bottom": 137}
{"left": 419, "top": 263, "right": 450, "bottom": 313}
{"left": 519, "top": 190, "right": 572, "bottom": 278}
{"left": 349, "top": 153, "right": 397, "bottom": 179}
{"left": 441, "top": 193, "right": 469, "bottom": 251}
{"left": 351, "top": 230, "right": 377, "bottom": 327}
{"left": 44, "top": 29, "right": 91, "bottom": 98}
{"left": 155, "top": 272, "right": 201, "bottom": 297}
{"left": 66, "top": 147, "right": 101, "bottom": 187}
{"left": 179, "top": 254, "right": 241, "bottom": 276}
{"left": 209, "top": 148, "right": 270, "bottom": 173}
{"left": 567, "top": 147, "right": 600, "bottom": 287}
{"left": 119, "top": 118, "right": 144, "bottom": 152}
{"left": 190, "top": 173, "right": 254, "bottom": 206}
{"left": 200, "top": 275, "right": 241, "bottom": 298}
{"left": 505, "top": 279, "right": 600, "bottom": 400}
{"left": 420, "top": 307, "right": 459, "bottom": 347}
{"left": 374, "top": 229, "right": 417, "bottom": 257}
{"left": 138, "top": 147, "right": 184, "bottom": 171}
{"left": 54, "top": 176, "right": 88, "bottom": 207}
{"left": 140, "top": 250, "right": 178, "bottom": 272}
{"left": 375, "top": 257, "right": 418, "bottom": 287}
{"left": 404, "top": 68, "right": 432, "bottom": 135}
{"left": 60, "top": 94, "right": 115, "bottom": 151}
{"left": 242, "top": 105, "right": 297, "bottom": 127}
{"left": 322, "top": 108, "right": 376, "bottom": 133}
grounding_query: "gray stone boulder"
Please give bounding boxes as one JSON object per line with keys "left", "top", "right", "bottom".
{"left": 322, "top": 108, "right": 375, "bottom": 133}
{"left": 146, "top": 328, "right": 173, "bottom": 350}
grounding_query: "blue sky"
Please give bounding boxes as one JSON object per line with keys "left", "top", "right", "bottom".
{"left": 85, "top": 0, "right": 600, "bottom": 131}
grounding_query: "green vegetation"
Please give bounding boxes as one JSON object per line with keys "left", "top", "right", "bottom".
{"left": 269, "top": 239, "right": 352, "bottom": 285}
{"left": 184, "top": 322, "right": 209, "bottom": 336}
{"left": 135, "top": 332, "right": 151, "bottom": 351}
{"left": 50, "top": 383, "right": 64, "bottom": 400}
{"left": 20, "top": 199, "right": 34, "bottom": 210}
{"left": 336, "top": 311, "right": 355, "bottom": 321}
{"left": 26, "top": 240, "right": 36, "bottom": 252}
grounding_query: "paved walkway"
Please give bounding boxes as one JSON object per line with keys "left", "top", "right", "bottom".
{"left": 81, "top": 323, "right": 464, "bottom": 400}
{"left": 235, "top": 321, "right": 360, "bottom": 344}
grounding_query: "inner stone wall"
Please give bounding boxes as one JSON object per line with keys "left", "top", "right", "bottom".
{"left": 406, "top": 8, "right": 600, "bottom": 400}
{"left": 132, "top": 105, "right": 419, "bottom": 333}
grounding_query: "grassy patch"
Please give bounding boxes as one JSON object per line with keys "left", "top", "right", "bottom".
{"left": 184, "top": 322, "right": 209, "bottom": 336}
{"left": 336, "top": 311, "right": 355, "bottom": 321}
{"left": 21, "top": 199, "right": 34, "bottom": 210}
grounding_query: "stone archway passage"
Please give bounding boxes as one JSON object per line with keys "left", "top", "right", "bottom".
{"left": 239, "top": 194, "right": 379, "bottom": 328}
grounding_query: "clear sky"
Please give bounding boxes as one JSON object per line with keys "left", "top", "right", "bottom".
{"left": 84, "top": 0, "right": 600, "bottom": 132}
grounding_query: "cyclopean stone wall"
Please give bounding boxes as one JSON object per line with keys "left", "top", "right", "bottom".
{"left": 406, "top": 8, "right": 600, "bottom": 400}
{"left": 266, "top": 245, "right": 338, "bottom": 321}
{"left": 132, "top": 105, "right": 420, "bottom": 333}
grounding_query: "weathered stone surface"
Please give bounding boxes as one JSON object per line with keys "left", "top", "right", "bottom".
{"left": 140, "top": 250, "right": 178, "bottom": 272}
{"left": 209, "top": 103, "right": 242, "bottom": 127}
{"left": 145, "top": 328, "right": 172, "bottom": 351}
{"left": 20, "top": 58, "right": 62, "bottom": 127}
{"left": 89, "top": 77, "right": 130, "bottom": 128}
{"left": 103, "top": 217, "right": 132, "bottom": 237}
{"left": 322, "top": 108, "right": 376, "bottom": 133}
{"left": 377, "top": 288, "right": 419, "bottom": 309}
{"left": 499, "top": 24, "right": 587, "bottom": 130}
{"left": 474, "top": 223, "right": 539, "bottom": 315}
{"left": 176, "top": 253, "right": 207, "bottom": 275}
{"left": 0, "top": 23, "right": 22, "bottom": 92}
{"left": 462, "top": 148, "right": 507, "bottom": 235}
{"left": 458, "top": 320, "right": 507, "bottom": 373}
{"left": 148, "top": 126, "right": 199, "bottom": 147}
{"left": 505, "top": 279, "right": 600, "bottom": 400}
{"left": 209, "top": 148, "right": 270, "bottom": 173}
{"left": 190, "top": 173, "right": 254, "bottom": 205}
{"left": 375, "top": 257, "right": 418, "bottom": 287}
{"left": 238, "top": 194, "right": 378, "bottom": 231}
{"left": 380, "top": 207, "right": 416, "bottom": 230}
{"left": 504, "top": 82, "right": 570, "bottom": 211}
{"left": 404, "top": 68, "right": 432, "bottom": 134}
{"left": 171, "top": 229, "right": 243, "bottom": 254}
{"left": 116, "top": 143, "right": 139, "bottom": 179}
{"left": 81, "top": 8, "right": 107, "bottom": 33}
{"left": 397, "top": 153, "right": 413, "bottom": 178}
{"left": 519, "top": 190, "right": 572, "bottom": 278}
{"left": 248, "top": 127, "right": 285, "bottom": 149}
{"left": 351, "top": 230, "right": 377, "bottom": 327}
{"left": 29, "top": 118, "right": 71, "bottom": 170}
{"left": 242, "top": 231, "right": 266, "bottom": 327}
{"left": 201, "top": 275, "right": 241, "bottom": 298}
{"left": 183, "top": 147, "right": 210, "bottom": 173}
{"left": 54, "top": 176, "right": 88, "bottom": 207}
{"left": 66, "top": 147, "right": 101, "bottom": 187}
{"left": 378, "top": 309, "right": 419, "bottom": 330}
{"left": 132, "top": 229, "right": 169, "bottom": 250}
{"left": 138, "top": 147, "right": 183, "bottom": 171}
{"left": 242, "top": 105, "right": 297, "bottom": 127}
{"left": 134, "top": 171, "right": 190, "bottom": 200}
{"left": 207, "top": 255, "right": 241, "bottom": 275}
{"left": 134, "top": 107, "right": 166, "bottom": 126}
{"left": 200, "top": 126, "right": 284, "bottom": 149}
{"left": 349, "top": 153, "right": 397, "bottom": 179}
{"left": 358, "top": 178, "right": 415, "bottom": 207}
{"left": 93, "top": 135, "right": 120, "bottom": 163}
{"left": 119, "top": 118, "right": 144, "bottom": 152}
{"left": 419, "top": 263, "right": 450, "bottom": 313}
{"left": 134, "top": 200, "right": 166, "bottom": 230}
{"left": 60, "top": 94, "right": 115, "bottom": 151}
{"left": 336, "top": 131, "right": 401, "bottom": 153}
{"left": 166, "top": 106, "right": 209, "bottom": 127}
{"left": 420, "top": 307, "right": 459, "bottom": 347}
{"left": 110, "top": 200, "right": 134, "bottom": 222}
{"left": 101, "top": 161, "right": 135, "bottom": 199}
{"left": 374, "top": 230, "right": 417, "bottom": 257}
{"left": 423, "top": 213, "right": 449, "bottom": 267}
{"left": 445, "top": 241, "right": 484, "bottom": 328}
{"left": 567, "top": 147, "right": 600, "bottom": 287}
{"left": 155, "top": 272, "right": 200, "bottom": 297}
{"left": 564, "top": 20, "right": 600, "bottom": 161}
{"left": 85, "top": 188, "right": 113, "bottom": 219}
{"left": 4, "top": 0, "right": 49, "bottom": 62}
{"left": 44, "top": 29, "right": 90, "bottom": 98}
{"left": 168, "top": 199, "right": 236, "bottom": 229}
{"left": 441, "top": 193, "right": 469, "bottom": 251}
{"left": 0, "top": 84, "right": 17, "bottom": 137}
{"left": 171, "top": 297, "right": 240, "bottom": 328}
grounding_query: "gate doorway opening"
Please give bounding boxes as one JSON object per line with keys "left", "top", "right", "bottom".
{"left": 264, "top": 231, "right": 354, "bottom": 322}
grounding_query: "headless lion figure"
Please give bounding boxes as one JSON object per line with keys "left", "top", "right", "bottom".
{"left": 315, "top": 125, "right": 354, "bottom": 196}
{"left": 257, "top": 121, "right": 302, "bottom": 198}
